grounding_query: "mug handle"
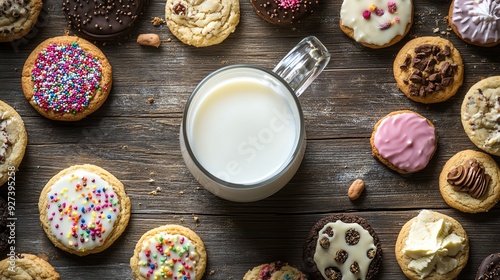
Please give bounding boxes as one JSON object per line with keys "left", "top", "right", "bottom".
{"left": 273, "top": 36, "right": 331, "bottom": 97}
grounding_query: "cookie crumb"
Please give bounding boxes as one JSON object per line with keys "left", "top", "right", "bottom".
{"left": 147, "top": 97, "right": 155, "bottom": 104}
{"left": 179, "top": 190, "right": 185, "bottom": 195}
{"left": 151, "top": 17, "right": 165, "bottom": 26}
{"left": 148, "top": 178, "right": 155, "bottom": 183}
{"left": 167, "top": 38, "right": 172, "bottom": 42}
{"left": 137, "top": 34, "right": 161, "bottom": 48}
{"left": 433, "top": 27, "right": 439, "bottom": 33}
{"left": 193, "top": 215, "right": 200, "bottom": 226}
{"left": 209, "top": 270, "right": 215, "bottom": 276}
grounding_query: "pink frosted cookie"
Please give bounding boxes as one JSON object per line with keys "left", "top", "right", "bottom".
{"left": 370, "top": 110, "right": 437, "bottom": 174}
{"left": 449, "top": 0, "right": 500, "bottom": 47}
{"left": 340, "top": 0, "right": 413, "bottom": 48}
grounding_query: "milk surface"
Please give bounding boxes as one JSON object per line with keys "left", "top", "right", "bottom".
{"left": 188, "top": 76, "right": 299, "bottom": 184}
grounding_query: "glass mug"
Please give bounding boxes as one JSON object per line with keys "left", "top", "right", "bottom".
{"left": 180, "top": 36, "right": 330, "bottom": 202}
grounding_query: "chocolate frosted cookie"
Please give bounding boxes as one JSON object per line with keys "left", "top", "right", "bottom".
{"left": 250, "top": 0, "right": 319, "bottom": 25}
{"left": 0, "top": 0, "right": 43, "bottom": 42}
{"left": 303, "top": 214, "right": 382, "bottom": 280}
{"left": 62, "top": 0, "right": 145, "bottom": 40}
{"left": 394, "top": 36, "right": 464, "bottom": 104}
{"left": 439, "top": 150, "right": 500, "bottom": 213}
{"left": 243, "top": 261, "right": 306, "bottom": 280}
{"left": 476, "top": 253, "right": 500, "bottom": 280}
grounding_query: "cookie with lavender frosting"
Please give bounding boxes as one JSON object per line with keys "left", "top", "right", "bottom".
{"left": 449, "top": 0, "right": 500, "bottom": 47}
{"left": 0, "top": 0, "right": 43, "bottom": 42}
{"left": 370, "top": 110, "right": 437, "bottom": 174}
{"left": 38, "top": 164, "right": 131, "bottom": 256}
{"left": 439, "top": 150, "right": 500, "bottom": 213}
{"left": 130, "top": 224, "right": 207, "bottom": 280}
{"left": 22, "top": 35, "right": 112, "bottom": 121}
{"left": 244, "top": 261, "right": 307, "bottom": 280}
{"left": 250, "top": 0, "right": 319, "bottom": 25}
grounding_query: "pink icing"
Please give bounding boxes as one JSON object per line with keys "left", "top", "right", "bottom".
{"left": 451, "top": 0, "right": 500, "bottom": 45}
{"left": 374, "top": 112, "right": 436, "bottom": 172}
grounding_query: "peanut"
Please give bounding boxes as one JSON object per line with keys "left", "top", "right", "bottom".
{"left": 137, "top": 33, "right": 161, "bottom": 48}
{"left": 348, "top": 179, "right": 365, "bottom": 200}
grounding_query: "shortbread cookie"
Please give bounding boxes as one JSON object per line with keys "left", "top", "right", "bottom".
{"left": 0, "top": 100, "right": 28, "bottom": 186}
{"left": 130, "top": 224, "right": 207, "bottom": 280}
{"left": 0, "top": 253, "right": 60, "bottom": 279}
{"left": 394, "top": 36, "right": 464, "bottom": 104}
{"left": 439, "top": 150, "right": 500, "bottom": 213}
{"left": 461, "top": 76, "right": 500, "bottom": 156}
{"left": 250, "top": 0, "right": 319, "bottom": 25}
{"left": 449, "top": 0, "right": 500, "bottom": 47}
{"left": 340, "top": 0, "right": 413, "bottom": 48}
{"left": 63, "top": 0, "right": 145, "bottom": 40}
{"left": 395, "top": 210, "right": 469, "bottom": 280}
{"left": 371, "top": 110, "right": 437, "bottom": 174}
{"left": 0, "top": 0, "right": 43, "bottom": 42}
{"left": 22, "top": 35, "right": 112, "bottom": 121}
{"left": 303, "top": 214, "right": 383, "bottom": 280}
{"left": 38, "top": 164, "right": 131, "bottom": 256}
{"left": 165, "top": 0, "right": 240, "bottom": 47}
{"left": 244, "top": 261, "right": 307, "bottom": 280}
{"left": 476, "top": 253, "right": 500, "bottom": 280}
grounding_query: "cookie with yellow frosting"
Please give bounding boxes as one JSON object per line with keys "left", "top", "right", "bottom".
{"left": 303, "top": 213, "right": 382, "bottom": 280}
{"left": 38, "top": 164, "right": 131, "bottom": 256}
{"left": 439, "top": 150, "right": 500, "bottom": 213}
{"left": 395, "top": 210, "right": 469, "bottom": 280}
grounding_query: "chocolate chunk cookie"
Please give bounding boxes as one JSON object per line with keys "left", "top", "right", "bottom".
{"left": 0, "top": 0, "right": 43, "bottom": 42}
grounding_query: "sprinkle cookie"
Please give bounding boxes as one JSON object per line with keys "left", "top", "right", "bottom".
{"left": 393, "top": 36, "right": 464, "bottom": 104}
{"left": 38, "top": 164, "right": 131, "bottom": 256}
{"left": 0, "top": 253, "right": 60, "bottom": 279}
{"left": 250, "top": 0, "right": 319, "bottom": 25}
{"left": 243, "top": 261, "right": 307, "bottom": 280}
{"left": 22, "top": 35, "right": 112, "bottom": 121}
{"left": 130, "top": 224, "right": 207, "bottom": 280}
{"left": 0, "top": 100, "right": 28, "bottom": 187}
{"left": 340, "top": 0, "right": 413, "bottom": 48}
{"left": 449, "top": 0, "right": 500, "bottom": 47}
{"left": 165, "top": 0, "right": 240, "bottom": 47}
{"left": 0, "top": 0, "right": 43, "bottom": 42}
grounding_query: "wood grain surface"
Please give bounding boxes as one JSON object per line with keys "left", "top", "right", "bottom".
{"left": 1, "top": 0, "right": 500, "bottom": 279}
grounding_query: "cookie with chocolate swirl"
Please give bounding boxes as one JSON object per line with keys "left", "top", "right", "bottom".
{"left": 439, "top": 150, "right": 500, "bottom": 213}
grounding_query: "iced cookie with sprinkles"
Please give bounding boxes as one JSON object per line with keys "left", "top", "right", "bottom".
{"left": 0, "top": 0, "right": 43, "bottom": 42}
{"left": 461, "top": 76, "right": 500, "bottom": 156}
{"left": 476, "top": 253, "right": 500, "bottom": 280}
{"left": 250, "top": 0, "right": 319, "bottom": 25}
{"left": 0, "top": 253, "right": 60, "bottom": 279}
{"left": 371, "top": 110, "right": 437, "bottom": 174}
{"left": 0, "top": 100, "right": 28, "bottom": 186}
{"left": 449, "top": 0, "right": 500, "bottom": 47}
{"left": 130, "top": 224, "right": 207, "bottom": 280}
{"left": 22, "top": 35, "right": 112, "bottom": 121}
{"left": 243, "top": 261, "right": 307, "bottom": 280}
{"left": 340, "top": 0, "right": 413, "bottom": 48}
{"left": 38, "top": 164, "right": 131, "bottom": 256}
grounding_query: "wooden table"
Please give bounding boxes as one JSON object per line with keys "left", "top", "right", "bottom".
{"left": 2, "top": 0, "right": 500, "bottom": 278}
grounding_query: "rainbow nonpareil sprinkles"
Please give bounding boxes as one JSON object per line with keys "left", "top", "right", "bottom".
{"left": 31, "top": 42, "right": 105, "bottom": 114}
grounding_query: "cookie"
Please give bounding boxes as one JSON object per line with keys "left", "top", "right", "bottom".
{"left": 449, "top": 0, "right": 500, "bottom": 47}
{"left": 303, "top": 214, "right": 383, "bottom": 280}
{"left": 22, "top": 35, "right": 112, "bottom": 121}
{"left": 393, "top": 36, "right": 464, "bottom": 104}
{"left": 130, "top": 224, "right": 207, "bottom": 280}
{"left": 250, "top": 0, "right": 319, "bottom": 25}
{"left": 165, "top": 0, "right": 240, "bottom": 47}
{"left": 439, "top": 150, "right": 500, "bottom": 213}
{"left": 476, "top": 253, "right": 500, "bottom": 280}
{"left": 370, "top": 110, "right": 437, "bottom": 174}
{"left": 395, "top": 210, "right": 469, "bottom": 280}
{"left": 340, "top": 0, "right": 413, "bottom": 48}
{"left": 0, "top": 100, "right": 28, "bottom": 186}
{"left": 38, "top": 164, "right": 131, "bottom": 256}
{"left": 62, "top": 0, "right": 145, "bottom": 40}
{"left": 0, "top": 0, "right": 43, "bottom": 42}
{"left": 0, "top": 253, "right": 60, "bottom": 279}
{"left": 243, "top": 261, "right": 307, "bottom": 280}
{"left": 461, "top": 76, "right": 500, "bottom": 156}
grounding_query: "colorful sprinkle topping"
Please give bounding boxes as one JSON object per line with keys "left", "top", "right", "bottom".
{"left": 362, "top": 2, "right": 400, "bottom": 30}
{"left": 46, "top": 169, "right": 120, "bottom": 252}
{"left": 139, "top": 234, "right": 199, "bottom": 280}
{"left": 31, "top": 42, "right": 104, "bottom": 114}
{"left": 278, "top": 0, "right": 301, "bottom": 9}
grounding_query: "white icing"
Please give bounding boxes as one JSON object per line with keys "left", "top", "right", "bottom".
{"left": 314, "top": 221, "right": 377, "bottom": 280}
{"left": 46, "top": 169, "right": 121, "bottom": 252}
{"left": 340, "top": 0, "right": 412, "bottom": 46}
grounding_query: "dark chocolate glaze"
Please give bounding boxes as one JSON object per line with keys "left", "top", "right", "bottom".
{"left": 62, "top": 0, "right": 145, "bottom": 40}
{"left": 477, "top": 253, "right": 500, "bottom": 280}
{"left": 250, "top": 0, "right": 319, "bottom": 26}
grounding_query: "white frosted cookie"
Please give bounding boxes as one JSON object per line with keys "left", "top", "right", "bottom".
{"left": 340, "top": 0, "right": 413, "bottom": 48}
{"left": 165, "top": 0, "right": 240, "bottom": 47}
